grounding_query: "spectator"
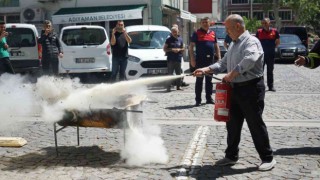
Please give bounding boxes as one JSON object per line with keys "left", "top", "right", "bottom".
{"left": 38, "top": 20, "right": 63, "bottom": 76}
{"left": 163, "top": 26, "right": 184, "bottom": 92}
{"left": 224, "top": 34, "right": 232, "bottom": 50}
{"left": 0, "top": 20, "right": 15, "bottom": 75}
{"left": 110, "top": 20, "right": 132, "bottom": 82}
{"left": 256, "top": 18, "right": 280, "bottom": 92}
{"left": 189, "top": 17, "right": 221, "bottom": 106}
{"left": 193, "top": 14, "right": 276, "bottom": 171}
{"left": 295, "top": 40, "right": 320, "bottom": 69}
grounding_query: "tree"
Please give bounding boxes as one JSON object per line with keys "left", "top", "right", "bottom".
{"left": 243, "top": 16, "right": 261, "bottom": 33}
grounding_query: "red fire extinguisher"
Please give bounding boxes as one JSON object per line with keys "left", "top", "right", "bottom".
{"left": 214, "top": 82, "right": 232, "bottom": 122}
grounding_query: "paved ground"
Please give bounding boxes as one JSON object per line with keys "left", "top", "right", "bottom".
{"left": 0, "top": 63, "right": 319, "bottom": 180}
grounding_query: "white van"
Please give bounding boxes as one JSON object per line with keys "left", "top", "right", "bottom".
{"left": 5, "top": 23, "right": 41, "bottom": 73}
{"left": 125, "top": 25, "right": 185, "bottom": 80}
{"left": 59, "top": 25, "right": 112, "bottom": 76}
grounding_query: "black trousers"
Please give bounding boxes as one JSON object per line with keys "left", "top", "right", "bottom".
{"left": 263, "top": 55, "right": 275, "bottom": 88}
{"left": 195, "top": 58, "right": 213, "bottom": 103}
{"left": 0, "top": 57, "right": 15, "bottom": 75}
{"left": 42, "top": 56, "right": 59, "bottom": 76}
{"left": 225, "top": 78, "right": 273, "bottom": 162}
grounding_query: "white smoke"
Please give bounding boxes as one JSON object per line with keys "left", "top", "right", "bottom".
{"left": 0, "top": 73, "right": 177, "bottom": 166}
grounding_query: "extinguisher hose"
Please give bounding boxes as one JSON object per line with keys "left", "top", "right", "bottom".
{"left": 186, "top": 73, "right": 222, "bottom": 81}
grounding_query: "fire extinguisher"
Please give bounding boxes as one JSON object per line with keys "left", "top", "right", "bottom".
{"left": 214, "top": 82, "right": 232, "bottom": 122}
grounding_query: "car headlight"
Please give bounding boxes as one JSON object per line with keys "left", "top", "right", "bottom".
{"left": 297, "top": 48, "right": 306, "bottom": 53}
{"left": 128, "top": 55, "right": 140, "bottom": 63}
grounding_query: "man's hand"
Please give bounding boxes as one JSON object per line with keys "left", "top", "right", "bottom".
{"left": 58, "top": 53, "right": 63, "bottom": 58}
{"left": 193, "top": 67, "right": 211, "bottom": 77}
{"left": 295, "top": 55, "right": 306, "bottom": 67}
{"left": 4, "top": 43, "right": 8, "bottom": 49}
{"left": 112, "top": 28, "right": 117, "bottom": 35}
{"left": 223, "top": 70, "right": 240, "bottom": 82}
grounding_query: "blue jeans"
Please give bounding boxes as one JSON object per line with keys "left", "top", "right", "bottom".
{"left": 110, "top": 56, "right": 128, "bottom": 82}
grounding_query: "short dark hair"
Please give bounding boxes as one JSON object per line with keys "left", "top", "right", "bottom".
{"left": 201, "top": 17, "right": 210, "bottom": 21}
{"left": 0, "top": 20, "right": 5, "bottom": 25}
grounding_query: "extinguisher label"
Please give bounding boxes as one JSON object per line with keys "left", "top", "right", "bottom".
{"left": 215, "top": 91, "right": 227, "bottom": 108}
{"left": 218, "top": 108, "right": 229, "bottom": 116}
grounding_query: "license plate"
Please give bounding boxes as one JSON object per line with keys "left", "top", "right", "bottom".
{"left": 10, "top": 51, "right": 25, "bottom": 57}
{"left": 147, "top": 69, "right": 168, "bottom": 75}
{"left": 75, "top": 58, "right": 95, "bottom": 63}
{"left": 282, "top": 53, "right": 294, "bottom": 56}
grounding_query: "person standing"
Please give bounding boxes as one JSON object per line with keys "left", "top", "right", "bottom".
{"left": 38, "top": 20, "right": 63, "bottom": 76}
{"left": 110, "top": 20, "right": 132, "bottom": 82}
{"left": 0, "top": 21, "right": 15, "bottom": 75}
{"left": 193, "top": 14, "right": 276, "bottom": 171}
{"left": 256, "top": 18, "right": 280, "bottom": 91}
{"left": 163, "top": 26, "right": 184, "bottom": 92}
{"left": 295, "top": 40, "right": 320, "bottom": 69}
{"left": 189, "top": 17, "right": 221, "bottom": 106}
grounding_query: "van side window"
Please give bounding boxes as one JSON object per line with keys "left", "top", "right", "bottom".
{"left": 5, "top": 28, "right": 36, "bottom": 47}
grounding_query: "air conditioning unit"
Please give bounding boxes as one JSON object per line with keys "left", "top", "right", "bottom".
{"left": 21, "top": 8, "right": 45, "bottom": 23}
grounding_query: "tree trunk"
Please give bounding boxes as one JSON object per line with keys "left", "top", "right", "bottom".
{"left": 273, "top": 0, "right": 281, "bottom": 29}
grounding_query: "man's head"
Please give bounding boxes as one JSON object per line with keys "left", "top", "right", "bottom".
{"left": 200, "top": 17, "right": 210, "bottom": 31}
{"left": 43, "top": 20, "right": 53, "bottom": 32}
{"left": 116, "top": 20, "right": 125, "bottom": 32}
{"left": 0, "top": 20, "right": 6, "bottom": 33}
{"left": 225, "top": 14, "right": 246, "bottom": 41}
{"left": 261, "top": 18, "right": 271, "bottom": 30}
{"left": 171, "top": 26, "right": 179, "bottom": 38}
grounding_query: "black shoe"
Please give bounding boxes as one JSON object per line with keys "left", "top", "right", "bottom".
{"left": 195, "top": 102, "right": 201, "bottom": 106}
{"left": 206, "top": 100, "right": 215, "bottom": 104}
{"left": 176, "top": 87, "right": 183, "bottom": 91}
{"left": 268, "top": 87, "right": 276, "bottom": 92}
{"left": 181, "top": 82, "right": 190, "bottom": 87}
{"left": 166, "top": 87, "right": 171, "bottom": 92}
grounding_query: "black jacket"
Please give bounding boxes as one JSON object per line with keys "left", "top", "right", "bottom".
{"left": 38, "top": 30, "right": 63, "bottom": 58}
{"left": 305, "top": 40, "right": 320, "bottom": 69}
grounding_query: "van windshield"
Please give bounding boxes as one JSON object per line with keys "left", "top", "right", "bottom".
{"left": 6, "top": 28, "right": 36, "bottom": 47}
{"left": 128, "top": 31, "right": 170, "bottom": 49}
{"left": 209, "top": 26, "right": 227, "bottom": 39}
{"left": 62, "top": 28, "right": 106, "bottom": 46}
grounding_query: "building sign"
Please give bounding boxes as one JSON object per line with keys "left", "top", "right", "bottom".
{"left": 52, "top": 9, "right": 143, "bottom": 24}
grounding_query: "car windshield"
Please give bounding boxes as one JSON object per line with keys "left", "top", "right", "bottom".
{"left": 62, "top": 28, "right": 106, "bottom": 46}
{"left": 6, "top": 28, "right": 36, "bottom": 47}
{"left": 209, "top": 26, "right": 227, "bottom": 39}
{"left": 280, "top": 35, "right": 302, "bottom": 44}
{"left": 128, "top": 31, "right": 170, "bottom": 49}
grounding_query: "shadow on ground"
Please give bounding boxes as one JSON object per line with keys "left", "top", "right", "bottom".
{"left": 1, "top": 146, "right": 121, "bottom": 171}
{"left": 274, "top": 147, "right": 320, "bottom": 155}
{"left": 166, "top": 164, "right": 259, "bottom": 179}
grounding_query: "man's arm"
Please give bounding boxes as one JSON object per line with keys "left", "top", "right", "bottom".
{"left": 110, "top": 28, "right": 116, "bottom": 46}
{"left": 214, "top": 43, "right": 221, "bottom": 60}
{"left": 123, "top": 29, "right": 132, "bottom": 44}
{"left": 189, "top": 42, "right": 196, "bottom": 67}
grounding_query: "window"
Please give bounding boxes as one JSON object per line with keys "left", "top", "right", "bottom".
{"left": 128, "top": 31, "right": 170, "bottom": 49}
{"left": 269, "top": 10, "right": 292, "bottom": 21}
{"left": 6, "top": 15, "right": 20, "bottom": 23}
{"left": 253, "top": 0, "right": 264, "bottom": 3}
{"left": 279, "top": 10, "right": 292, "bottom": 21}
{"left": 6, "top": 28, "right": 36, "bottom": 47}
{"left": 253, "top": 11, "right": 264, "bottom": 20}
{"left": 0, "top": 0, "right": 19, "bottom": 7}
{"left": 62, "top": 29, "right": 107, "bottom": 46}
{"left": 231, "top": 11, "right": 249, "bottom": 19}
{"left": 231, "top": 0, "right": 249, "bottom": 4}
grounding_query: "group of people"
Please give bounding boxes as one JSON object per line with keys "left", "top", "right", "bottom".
{"left": 191, "top": 14, "right": 320, "bottom": 171}
{"left": 0, "top": 20, "right": 63, "bottom": 76}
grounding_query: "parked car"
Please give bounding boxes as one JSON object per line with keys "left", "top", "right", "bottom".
{"left": 275, "top": 34, "right": 308, "bottom": 62}
{"left": 209, "top": 24, "right": 227, "bottom": 58}
{"left": 280, "top": 26, "right": 308, "bottom": 48}
{"left": 125, "top": 25, "right": 185, "bottom": 80}
{"left": 59, "top": 25, "right": 112, "bottom": 78}
{"left": 5, "top": 23, "right": 41, "bottom": 74}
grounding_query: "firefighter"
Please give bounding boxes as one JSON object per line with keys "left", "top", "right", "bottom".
{"left": 295, "top": 40, "right": 320, "bottom": 68}
{"left": 256, "top": 18, "right": 280, "bottom": 92}
{"left": 193, "top": 14, "right": 276, "bottom": 171}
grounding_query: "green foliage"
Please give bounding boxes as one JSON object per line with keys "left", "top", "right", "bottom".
{"left": 243, "top": 16, "right": 261, "bottom": 33}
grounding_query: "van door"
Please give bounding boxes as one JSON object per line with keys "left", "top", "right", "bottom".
{"left": 60, "top": 27, "right": 111, "bottom": 73}
{"left": 6, "top": 27, "right": 39, "bottom": 72}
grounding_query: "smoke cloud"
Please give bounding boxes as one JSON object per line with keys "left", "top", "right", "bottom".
{"left": 0, "top": 73, "right": 178, "bottom": 165}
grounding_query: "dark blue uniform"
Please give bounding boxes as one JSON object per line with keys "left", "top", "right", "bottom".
{"left": 191, "top": 28, "right": 217, "bottom": 104}
{"left": 256, "top": 28, "right": 279, "bottom": 90}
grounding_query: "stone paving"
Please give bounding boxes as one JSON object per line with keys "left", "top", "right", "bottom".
{"left": 0, "top": 63, "right": 319, "bottom": 179}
